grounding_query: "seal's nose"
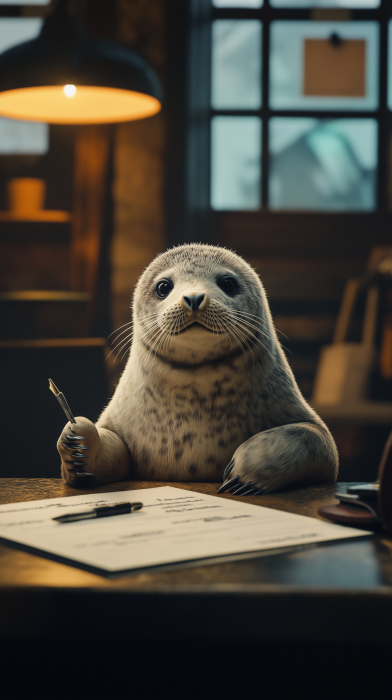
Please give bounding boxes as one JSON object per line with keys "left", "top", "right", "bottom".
{"left": 182, "top": 293, "right": 206, "bottom": 311}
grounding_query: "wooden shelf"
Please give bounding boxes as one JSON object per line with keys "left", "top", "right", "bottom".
{"left": 0, "top": 290, "right": 90, "bottom": 302}
{"left": 0, "top": 337, "right": 106, "bottom": 349}
{"left": 311, "top": 400, "right": 392, "bottom": 425}
{"left": 0, "top": 211, "right": 71, "bottom": 223}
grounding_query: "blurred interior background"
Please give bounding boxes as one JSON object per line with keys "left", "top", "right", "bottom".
{"left": 1, "top": 0, "right": 392, "bottom": 483}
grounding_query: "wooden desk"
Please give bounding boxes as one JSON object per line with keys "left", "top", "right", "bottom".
{"left": 1, "top": 478, "right": 392, "bottom": 645}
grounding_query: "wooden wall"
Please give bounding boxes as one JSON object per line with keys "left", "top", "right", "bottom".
{"left": 110, "top": 0, "right": 167, "bottom": 336}
{"left": 213, "top": 211, "right": 392, "bottom": 398}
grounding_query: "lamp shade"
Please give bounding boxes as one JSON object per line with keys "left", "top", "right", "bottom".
{"left": 0, "top": 9, "right": 162, "bottom": 124}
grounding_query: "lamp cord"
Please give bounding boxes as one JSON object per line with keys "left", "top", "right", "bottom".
{"left": 54, "top": 0, "right": 88, "bottom": 24}
{"left": 53, "top": 0, "right": 88, "bottom": 33}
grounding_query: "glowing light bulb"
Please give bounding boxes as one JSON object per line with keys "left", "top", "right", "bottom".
{"left": 63, "top": 84, "right": 77, "bottom": 98}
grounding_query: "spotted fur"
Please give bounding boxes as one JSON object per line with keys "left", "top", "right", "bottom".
{"left": 58, "top": 244, "right": 338, "bottom": 491}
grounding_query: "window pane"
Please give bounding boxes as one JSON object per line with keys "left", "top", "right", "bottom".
{"left": 0, "top": 19, "right": 48, "bottom": 155}
{"left": 269, "top": 118, "right": 377, "bottom": 211}
{"left": 0, "top": 118, "right": 48, "bottom": 154}
{"left": 212, "top": 20, "right": 262, "bottom": 109}
{"left": 270, "top": 21, "right": 379, "bottom": 110}
{"left": 211, "top": 117, "right": 261, "bottom": 210}
{"left": 270, "top": 1, "right": 379, "bottom": 7}
{"left": 0, "top": 18, "right": 42, "bottom": 54}
{"left": 0, "top": 1, "right": 49, "bottom": 4}
{"left": 389, "top": 20, "right": 392, "bottom": 110}
{"left": 213, "top": 1, "right": 263, "bottom": 7}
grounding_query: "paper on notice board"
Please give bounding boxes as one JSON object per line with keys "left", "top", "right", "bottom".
{"left": 303, "top": 39, "right": 366, "bottom": 97}
{"left": 0, "top": 486, "right": 371, "bottom": 575}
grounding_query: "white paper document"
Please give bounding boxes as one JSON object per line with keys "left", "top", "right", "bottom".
{"left": 0, "top": 487, "right": 371, "bottom": 575}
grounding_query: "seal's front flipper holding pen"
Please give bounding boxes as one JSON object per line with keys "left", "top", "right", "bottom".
{"left": 56, "top": 415, "right": 130, "bottom": 487}
{"left": 49, "top": 378, "right": 95, "bottom": 484}
{"left": 50, "top": 377, "right": 131, "bottom": 488}
{"left": 57, "top": 416, "right": 102, "bottom": 486}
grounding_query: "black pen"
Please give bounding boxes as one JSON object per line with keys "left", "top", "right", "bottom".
{"left": 52, "top": 501, "right": 143, "bottom": 523}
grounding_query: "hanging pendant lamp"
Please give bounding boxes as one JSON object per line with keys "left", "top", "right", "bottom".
{"left": 0, "top": 0, "right": 161, "bottom": 124}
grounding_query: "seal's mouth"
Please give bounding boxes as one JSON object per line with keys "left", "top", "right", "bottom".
{"left": 171, "top": 321, "right": 224, "bottom": 336}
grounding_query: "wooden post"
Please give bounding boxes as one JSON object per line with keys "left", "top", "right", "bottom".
{"left": 70, "top": 125, "right": 112, "bottom": 334}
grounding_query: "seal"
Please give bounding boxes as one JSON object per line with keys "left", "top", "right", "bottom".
{"left": 57, "top": 243, "right": 338, "bottom": 493}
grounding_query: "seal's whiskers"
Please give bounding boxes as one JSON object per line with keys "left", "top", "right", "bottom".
{"left": 231, "top": 308, "right": 287, "bottom": 339}
{"left": 108, "top": 320, "right": 133, "bottom": 339}
{"left": 209, "top": 312, "right": 231, "bottom": 345}
{"left": 114, "top": 315, "right": 161, "bottom": 360}
{"left": 107, "top": 330, "right": 134, "bottom": 360}
{"left": 225, "top": 318, "right": 255, "bottom": 354}
{"left": 228, "top": 311, "right": 272, "bottom": 340}
{"left": 229, "top": 314, "right": 268, "bottom": 343}
{"left": 224, "top": 312, "right": 276, "bottom": 359}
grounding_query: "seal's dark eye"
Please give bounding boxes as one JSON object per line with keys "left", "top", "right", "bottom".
{"left": 156, "top": 279, "right": 173, "bottom": 298}
{"left": 218, "top": 276, "right": 238, "bottom": 295}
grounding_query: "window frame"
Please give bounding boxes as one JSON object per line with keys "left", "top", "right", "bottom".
{"left": 209, "top": 0, "right": 391, "bottom": 212}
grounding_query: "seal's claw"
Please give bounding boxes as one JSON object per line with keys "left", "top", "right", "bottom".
{"left": 217, "top": 475, "right": 240, "bottom": 493}
{"left": 62, "top": 442, "right": 89, "bottom": 450}
{"left": 231, "top": 482, "right": 253, "bottom": 495}
{"left": 223, "top": 459, "right": 235, "bottom": 481}
{"left": 229, "top": 481, "right": 243, "bottom": 493}
{"left": 59, "top": 416, "right": 107, "bottom": 486}
{"left": 237, "top": 483, "right": 257, "bottom": 496}
{"left": 253, "top": 489, "right": 265, "bottom": 495}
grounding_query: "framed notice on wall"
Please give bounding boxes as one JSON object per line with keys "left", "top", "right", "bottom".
{"left": 303, "top": 38, "right": 366, "bottom": 97}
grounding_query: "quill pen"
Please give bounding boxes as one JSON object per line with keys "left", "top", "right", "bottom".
{"left": 48, "top": 378, "right": 75, "bottom": 423}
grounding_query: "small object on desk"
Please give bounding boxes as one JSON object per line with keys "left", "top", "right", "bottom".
{"left": 347, "top": 483, "right": 379, "bottom": 499}
{"left": 53, "top": 501, "right": 143, "bottom": 523}
{"left": 48, "top": 378, "right": 94, "bottom": 481}
{"left": 319, "top": 429, "right": 392, "bottom": 535}
{"left": 336, "top": 492, "right": 381, "bottom": 520}
{"left": 317, "top": 491, "right": 382, "bottom": 531}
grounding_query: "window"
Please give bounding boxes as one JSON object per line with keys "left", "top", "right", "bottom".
{"left": 209, "top": 0, "right": 391, "bottom": 211}
{"left": 0, "top": 17, "right": 48, "bottom": 154}
{"left": 0, "top": 0, "right": 50, "bottom": 4}
{"left": 270, "top": 2, "right": 379, "bottom": 7}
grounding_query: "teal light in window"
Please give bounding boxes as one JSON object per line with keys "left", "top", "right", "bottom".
{"left": 212, "top": 20, "right": 262, "bottom": 109}
{"left": 388, "top": 21, "right": 392, "bottom": 111}
{"left": 0, "top": 18, "right": 48, "bottom": 154}
{"left": 269, "top": 118, "right": 377, "bottom": 211}
{"left": 211, "top": 116, "right": 261, "bottom": 210}
{"left": 270, "top": 1, "right": 379, "bottom": 7}
{"left": 0, "top": 1, "right": 50, "bottom": 4}
{"left": 213, "top": 1, "right": 263, "bottom": 7}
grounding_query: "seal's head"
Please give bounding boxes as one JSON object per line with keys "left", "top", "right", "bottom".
{"left": 133, "top": 244, "right": 273, "bottom": 366}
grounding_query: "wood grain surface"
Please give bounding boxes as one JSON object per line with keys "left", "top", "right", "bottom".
{"left": 0, "top": 477, "right": 339, "bottom": 517}
{"left": 1, "top": 479, "right": 392, "bottom": 644}
{"left": 0, "top": 478, "right": 341, "bottom": 592}
{"left": 0, "top": 477, "right": 384, "bottom": 591}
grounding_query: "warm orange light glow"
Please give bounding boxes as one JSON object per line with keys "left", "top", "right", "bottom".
{"left": 0, "top": 85, "right": 161, "bottom": 124}
{"left": 63, "top": 84, "right": 77, "bottom": 98}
